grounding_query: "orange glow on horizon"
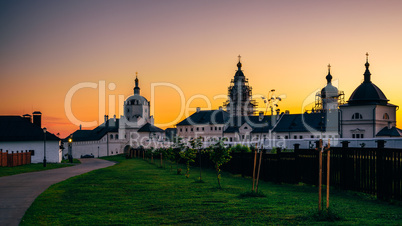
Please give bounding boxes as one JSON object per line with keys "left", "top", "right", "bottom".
{"left": 1, "top": 1, "right": 402, "bottom": 138}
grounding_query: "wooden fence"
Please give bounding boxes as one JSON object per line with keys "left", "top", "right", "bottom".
{"left": 0, "top": 149, "right": 32, "bottom": 167}
{"left": 221, "top": 147, "right": 402, "bottom": 201}
{"left": 129, "top": 146, "right": 402, "bottom": 201}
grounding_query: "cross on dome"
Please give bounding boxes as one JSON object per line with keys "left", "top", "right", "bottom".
{"left": 237, "top": 55, "right": 242, "bottom": 68}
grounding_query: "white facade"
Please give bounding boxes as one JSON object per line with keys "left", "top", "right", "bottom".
{"left": 340, "top": 104, "right": 397, "bottom": 138}
{"left": 0, "top": 140, "right": 62, "bottom": 163}
{"left": 67, "top": 75, "right": 165, "bottom": 157}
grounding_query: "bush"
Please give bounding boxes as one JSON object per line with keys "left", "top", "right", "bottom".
{"left": 230, "top": 144, "right": 251, "bottom": 153}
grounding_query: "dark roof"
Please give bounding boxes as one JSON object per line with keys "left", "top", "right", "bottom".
{"left": 165, "top": 128, "right": 177, "bottom": 141}
{"left": 66, "top": 119, "right": 119, "bottom": 141}
{"left": 223, "top": 115, "right": 272, "bottom": 133}
{"left": 347, "top": 82, "right": 389, "bottom": 106}
{"left": 0, "top": 116, "right": 59, "bottom": 142}
{"left": 138, "top": 123, "right": 164, "bottom": 133}
{"left": 346, "top": 59, "right": 389, "bottom": 106}
{"left": 224, "top": 126, "right": 239, "bottom": 133}
{"left": 177, "top": 110, "right": 230, "bottom": 126}
{"left": 376, "top": 126, "right": 402, "bottom": 137}
{"left": 272, "top": 112, "right": 338, "bottom": 133}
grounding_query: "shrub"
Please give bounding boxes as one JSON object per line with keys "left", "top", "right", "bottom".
{"left": 230, "top": 144, "right": 251, "bottom": 153}
{"left": 209, "top": 141, "right": 232, "bottom": 188}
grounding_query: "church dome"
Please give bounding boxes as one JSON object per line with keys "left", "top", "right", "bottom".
{"left": 125, "top": 74, "right": 149, "bottom": 106}
{"left": 348, "top": 82, "right": 388, "bottom": 105}
{"left": 321, "top": 64, "right": 338, "bottom": 98}
{"left": 321, "top": 83, "right": 338, "bottom": 99}
{"left": 125, "top": 95, "right": 149, "bottom": 106}
{"left": 235, "top": 58, "right": 244, "bottom": 77}
{"left": 347, "top": 54, "right": 389, "bottom": 106}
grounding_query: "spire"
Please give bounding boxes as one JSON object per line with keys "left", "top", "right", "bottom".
{"left": 237, "top": 54, "right": 242, "bottom": 69}
{"left": 364, "top": 52, "right": 371, "bottom": 83}
{"left": 134, "top": 72, "right": 140, "bottom": 95}
{"left": 326, "top": 64, "right": 333, "bottom": 84}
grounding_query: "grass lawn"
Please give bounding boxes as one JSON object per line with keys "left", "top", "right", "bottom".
{"left": 0, "top": 160, "right": 80, "bottom": 177}
{"left": 21, "top": 155, "right": 402, "bottom": 225}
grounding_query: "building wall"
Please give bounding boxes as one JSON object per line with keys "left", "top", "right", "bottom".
{"left": 177, "top": 124, "right": 225, "bottom": 140}
{"left": 340, "top": 105, "right": 375, "bottom": 138}
{"left": 341, "top": 104, "right": 397, "bottom": 138}
{"left": 375, "top": 105, "right": 397, "bottom": 133}
{"left": 0, "top": 141, "right": 61, "bottom": 163}
{"left": 66, "top": 133, "right": 124, "bottom": 158}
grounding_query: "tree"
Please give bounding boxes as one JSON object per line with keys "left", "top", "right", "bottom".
{"left": 180, "top": 148, "right": 197, "bottom": 178}
{"left": 171, "top": 136, "right": 185, "bottom": 174}
{"left": 209, "top": 140, "right": 232, "bottom": 188}
{"left": 189, "top": 137, "right": 204, "bottom": 181}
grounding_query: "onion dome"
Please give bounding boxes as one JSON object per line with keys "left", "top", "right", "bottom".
{"left": 321, "top": 64, "right": 338, "bottom": 98}
{"left": 347, "top": 53, "right": 389, "bottom": 105}
{"left": 134, "top": 72, "right": 140, "bottom": 95}
{"left": 235, "top": 55, "right": 245, "bottom": 77}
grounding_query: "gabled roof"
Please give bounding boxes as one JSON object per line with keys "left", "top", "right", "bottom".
{"left": 376, "top": 126, "right": 402, "bottom": 137}
{"left": 66, "top": 119, "right": 119, "bottom": 141}
{"left": 272, "top": 112, "right": 338, "bottom": 133}
{"left": 0, "top": 116, "right": 59, "bottom": 142}
{"left": 224, "top": 115, "right": 273, "bottom": 133}
{"left": 138, "top": 123, "right": 164, "bottom": 133}
{"left": 177, "top": 110, "right": 229, "bottom": 126}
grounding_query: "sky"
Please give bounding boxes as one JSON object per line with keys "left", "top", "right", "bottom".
{"left": 1, "top": 0, "right": 402, "bottom": 138}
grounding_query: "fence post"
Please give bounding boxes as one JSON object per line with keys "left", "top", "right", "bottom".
{"left": 27, "top": 150, "right": 31, "bottom": 164}
{"left": 13, "top": 151, "right": 17, "bottom": 166}
{"left": 376, "top": 148, "right": 383, "bottom": 199}
{"left": 22, "top": 150, "right": 27, "bottom": 165}
{"left": 8, "top": 151, "right": 13, "bottom": 167}
{"left": 17, "top": 151, "right": 22, "bottom": 166}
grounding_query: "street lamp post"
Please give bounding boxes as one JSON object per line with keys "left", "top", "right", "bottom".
{"left": 68, "top": 137, "right": 73, "bottom": 163}
{"left": 43, "top": 127, "right": 47, "bottom": 167}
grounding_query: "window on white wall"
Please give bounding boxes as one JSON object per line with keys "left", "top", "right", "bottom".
{"left": 383, "top": 113, "right": 389, "bottom": 119}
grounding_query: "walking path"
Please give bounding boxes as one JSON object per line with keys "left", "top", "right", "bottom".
{"left": 0, "top": 158, "right": 115, "bottom": 226}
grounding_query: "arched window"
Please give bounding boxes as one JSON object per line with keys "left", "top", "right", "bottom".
{"left": 352, "top": 113, "right": 363, "bottom": 120}
{"left": 383, "top": 113, "right": 389, "bottom": 119}
{"left": 110, "top": 134, "right": 113, "bottom": 139}
{"left": 115, "top": 134, "right": 118, "bottom": 139}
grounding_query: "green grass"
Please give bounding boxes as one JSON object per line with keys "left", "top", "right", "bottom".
{"left": 0, "top": 161, "right": 79, "bottom": 177}
{"left": 61, "top": 158, "right": 81, "bottom": 164}
{"left": 21, "top": 155, "right": 402, "bottom": 225}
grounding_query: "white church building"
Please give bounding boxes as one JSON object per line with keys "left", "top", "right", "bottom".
{"left": 177, "top": 54, "right": 402, "bottom": 149}
{"left": 65, "top": 74, "right": 166, "bottom": 159}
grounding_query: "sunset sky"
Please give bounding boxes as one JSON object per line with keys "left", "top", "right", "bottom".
{"left": 1, "top": 0, "right": 402, "bottom": 138}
